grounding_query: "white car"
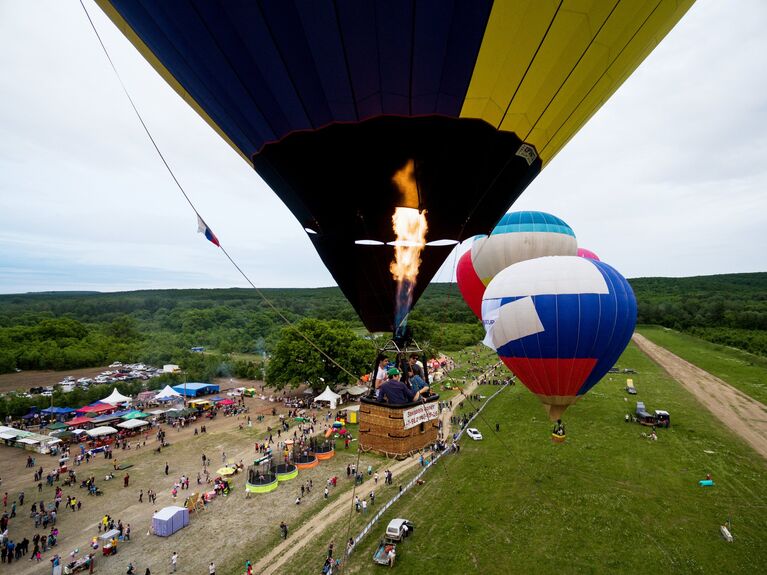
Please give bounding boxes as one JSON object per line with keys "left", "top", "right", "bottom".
{"left": 466, "top": 428, "right": 483, "bottom": 441}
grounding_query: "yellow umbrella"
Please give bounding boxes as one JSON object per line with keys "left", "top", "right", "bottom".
{"left": 216, "top": 467, "right": 235, "bottom": 476}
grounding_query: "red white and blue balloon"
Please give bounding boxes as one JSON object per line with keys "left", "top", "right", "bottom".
{"left": 482, "top": 256, "right": 636, "bottom": 420}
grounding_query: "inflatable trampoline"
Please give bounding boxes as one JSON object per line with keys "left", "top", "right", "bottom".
{"left": 295, "top": 454, "right": 318, "bottom": 470}
{"left": 314, "top": 446, "right": 335, "bottom": 461}
{"left": 246, "top": 467, "right": 278, "bottom": 494}
{"left": 271, "top": 463, "right": 298, "bottom": 482}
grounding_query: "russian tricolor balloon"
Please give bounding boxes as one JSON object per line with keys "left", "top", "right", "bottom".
{"left": 483, "top": 256, "right": 636, "bottom": 421}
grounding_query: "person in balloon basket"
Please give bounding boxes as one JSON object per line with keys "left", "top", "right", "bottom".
{"left": 377, "top": 368, "right": 428, "bottom": 405}
{"left": 553, "top": 419, "right": 565, "bottom": 436}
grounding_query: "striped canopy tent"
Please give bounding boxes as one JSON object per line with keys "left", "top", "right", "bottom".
{"left": 96, "top": 0, "right": 694, "bottom": 332}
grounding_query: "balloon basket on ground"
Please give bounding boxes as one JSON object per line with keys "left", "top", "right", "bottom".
{"left": 551, "top": 434, "right": 566, "bottom": 444}
{"left": 359, "top": 395, "right": 440, "bottom": 459}
{"left": 295, "top": 454, "right": 318, "bottom": 470}
{"left": 271, "top": 463, "right": 298, "bottom": 481}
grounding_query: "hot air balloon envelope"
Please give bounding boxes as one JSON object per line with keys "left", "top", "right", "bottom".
{"left": 96, "top": 0, "right": 692, "bottom": 331}
{"left": 483, "top": 256, "right": 636, "bottom": 420}
{"left": 577, "top": 248, "right": 600, "bottom": 261}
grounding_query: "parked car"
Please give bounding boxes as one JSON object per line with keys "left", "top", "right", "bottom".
{"left": 466, "top": 428, "right": 483, "bottom": 441}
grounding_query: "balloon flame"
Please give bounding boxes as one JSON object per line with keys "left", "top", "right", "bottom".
{"left": 390, "top": 160, "right": 428, "bottom": 332}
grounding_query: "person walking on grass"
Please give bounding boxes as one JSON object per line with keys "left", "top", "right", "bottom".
{"left": 209, "top": 561, "right": 216, "bottom": 575}
{"left": 170, "top": 552, "right": 178, "bottom": 573}
{"left": 164, "top": 463, "right": 169, "bottom": 476}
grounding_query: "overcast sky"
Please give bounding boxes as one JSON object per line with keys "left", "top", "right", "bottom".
{"left": 1, "top": 0, "right": 765, "bottom": 296}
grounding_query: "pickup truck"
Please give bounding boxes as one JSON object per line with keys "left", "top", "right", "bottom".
{"left": 373, "top": 518, "right": 414, "bottom": 565}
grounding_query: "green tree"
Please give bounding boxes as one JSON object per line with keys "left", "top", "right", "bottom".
{"left": 266, "top": 318, "right": 374, "bottom": 391}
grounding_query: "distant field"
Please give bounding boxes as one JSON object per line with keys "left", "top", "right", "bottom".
{"left": 281, "top": 342, "right": 767, "bottom": 574}
{"left": 637, "top": 325, "right": 767, "bottom": 406}
{"left": 0, "top": 366, "right": 108, "bottom": 394}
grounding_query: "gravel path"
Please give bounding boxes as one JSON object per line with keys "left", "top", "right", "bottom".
{"left": 633, "top": 333, "right": 767, "bottom": 461}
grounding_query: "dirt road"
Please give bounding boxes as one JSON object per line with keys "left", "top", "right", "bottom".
{"left": 633, "top": 333, "right": 767, "bottom": 461}
{"left": 253, "top": 364, "right": 499, "bottom": 575}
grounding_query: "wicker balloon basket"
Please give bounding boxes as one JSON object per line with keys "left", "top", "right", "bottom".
{"left": 359, "top": 396, "right": 440, "bottom": 459}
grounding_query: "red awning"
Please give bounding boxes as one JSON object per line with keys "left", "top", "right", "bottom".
{"left": 77, "top": 403, "right": 115, "bottom": 414}
{"left": 66, "top": 416, "right": 93, "bottom": 427}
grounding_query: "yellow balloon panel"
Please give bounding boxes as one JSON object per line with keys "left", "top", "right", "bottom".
{"left": 461, "top": 0, "right": 695, "bottom": 165}
{"left": 539, "top": 0, "right": 695, "bottom": 162}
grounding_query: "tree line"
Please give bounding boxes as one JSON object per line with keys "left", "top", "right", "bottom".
{"left": 0, "top": 272, "right": 764, "bottom": 379}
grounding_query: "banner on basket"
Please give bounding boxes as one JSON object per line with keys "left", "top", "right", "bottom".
{"left": 403, "top": 402, "right": 440, "bottom": 430}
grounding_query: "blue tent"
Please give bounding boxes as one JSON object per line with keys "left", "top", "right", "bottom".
{"left": 42, "top": 407, "right": 75, "bottom": 414}
{"left": 172, "top": 383, "right": 220, "bottom": 397}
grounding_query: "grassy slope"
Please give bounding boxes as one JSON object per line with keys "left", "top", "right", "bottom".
{"left": 637, "top": 325, "right": 767, "bottom": 406}
{"left": 280, "top": 343, "right": 767, "bottom": 575}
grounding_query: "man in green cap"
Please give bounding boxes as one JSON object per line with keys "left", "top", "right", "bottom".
{"left": 377, "top": 367, "right": 427, "bottom": 405}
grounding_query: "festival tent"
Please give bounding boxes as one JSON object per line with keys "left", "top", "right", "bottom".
{"left": 42, "top": 406, "right": 76, "bottom": 422}
{"left": 172, "top": 383, "right": 220, "bottom": 397}
{"left": 217, "top": 399, "right": 235, "bottom": 406}
{"left": 340, "top": 385, "right": 368, "bottom": 397}
{"left": 85, "top": 426, "right": 118, "bottom": 438}
{"left": 152, "top": 506, "right": 189, "bottom": 537}
{"left": 90, "top": 413, "right": 122, "bottom": 425}
{"left": 121, "top": 411, "right": 149, "bottom": 420}
{"left": 117, "top": 419, "right": 149, "bottom": 430}
{"left": 314, "top": 386, "right": 342, "bottom": 409}
{"left": 102, "top": 388, "right": 132, "bottom": 405}
{"left": 76, "top": 404, "right": 115, "bottom": 415}
{"left": 137, "top": 390, "right": 157, "bottom": 402}
{"left": 155, "top": 385, "right": 182, "bottom": 401}
{"left": 42, "top": 407, "right": 75, "bottom": 415}
{"left": 66, "top": 416, "right": 94, "bottom": 428}
{"left": 46, "top": 422, "right": 67, "bottom": 431}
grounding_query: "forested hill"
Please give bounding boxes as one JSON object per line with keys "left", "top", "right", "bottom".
{"left": 631, "top": 272, "right": 767, "bottom": 355}
{"left": 631, "top": 272, "right": 767, "bottom": 329}
{"left": 0, "top": 272, "right": 765, "bottom": 374}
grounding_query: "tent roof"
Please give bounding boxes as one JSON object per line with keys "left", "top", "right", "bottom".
{"left": 314, "top": 386, "right": 342, "bottom": 402}
{"left": 77, "top": 403, "right": 115, "bottom": 414}
{"left": 117, "top": 419, "right": 149, "bottom": 429}
{"left": 155, "top": 385, "right": 182, "bottom": 399}
{"left": 86, "top": 426, "right": 118, "bottom": 437}
{"left": 66, "top": 416, "right": 93, "bottom": 427}
{"left": 102, "top": 388, "right": 132, "bottom": 405}
{"left": 42, "top": 407, "right": 75, "bottom": 414}
{"left": 342, "top": 385, "right": 368, "bottom": 396}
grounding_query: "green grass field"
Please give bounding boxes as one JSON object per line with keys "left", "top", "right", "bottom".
{"left": 637, "top": 325, "right": 767, "bottom": 406}
{"left": 282, "top": 342, "right": 767, "bottom": 574}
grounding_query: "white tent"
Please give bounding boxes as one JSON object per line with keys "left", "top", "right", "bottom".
{"left": 102, "top": 388, "right": 132, "bottom": 405}
{"left": 341, "top": 385, "right": 368, "bottom": 396}
{"left": 117, "top": 419, "right": 149, "bottom": 430}
{"left": 314, "top": 386, "right": 342, "bottom": 409}
{"left": 86, "top": 426, "right": 118, "bottom": 437}
{"left": 155, "top": 385, "right": 182, "bottom": 401}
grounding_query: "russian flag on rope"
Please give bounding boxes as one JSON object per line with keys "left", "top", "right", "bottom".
{"left": 197, "top": 215, "right": 220, "bottom": 247}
